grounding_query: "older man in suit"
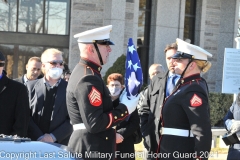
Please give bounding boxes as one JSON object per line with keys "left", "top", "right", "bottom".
{"left": 26, "top": 48, "right": 72, "bottom": 145}
{"left": 0, "top": 50, "right": 29, "bottom": 137}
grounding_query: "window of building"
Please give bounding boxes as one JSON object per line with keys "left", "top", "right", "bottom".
{"left": 0, "top": 44, "right": 69, "bottom": 79}
{"left": 0, "top": 0, "right": 17, "bottom": 32}
{"left": 0, "top": 0, "right": 70, "bottom": 79}
{"left": 184, "top": 0, "right": 196, "bottom": 44}
{"left": 0, "top": 0, "right": 70, "bottom": 35}
{"left": 45, "top": 0, "right": 70, "bottom": 35}
{"left": 137, "top": 0, "right": 152, "bottom": 84}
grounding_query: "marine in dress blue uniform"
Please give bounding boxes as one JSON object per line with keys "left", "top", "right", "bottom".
{"left": 223, "top": 93, "right": 240, "bottom": 160}
{"left": 158, "top": 38, "right": 212, "bottom": 160}
{"left": 66, "top": 25, "right": 139, "bottom": 160}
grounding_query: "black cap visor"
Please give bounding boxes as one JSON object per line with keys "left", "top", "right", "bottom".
{"left": 172, "top": 51, "right": 193, "bottom": 59}
{"left": 0, "top": 62, "right": 5, "bottom": 67}
{"left": 94, "top": 39, "right": 114, "bottom": 45}
{"left": 0, "top": 51, "right": 5, "bottom": 61}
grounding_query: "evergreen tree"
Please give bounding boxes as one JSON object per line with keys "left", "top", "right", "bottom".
{"left": 103, "top": 54, "right": 126, "bottom": 83}
{"left": 209, "top": 93, "right": 233, "bottom": 126}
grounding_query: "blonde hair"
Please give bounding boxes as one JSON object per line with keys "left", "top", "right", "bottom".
{"left": 41, "top": 48, "right": 63, "bottom": 63}
{"left": 41, "top": 48, "right": 63, "bottom": 74}
{"left": 194, "top": 60, "right": 212, "bottom": 73}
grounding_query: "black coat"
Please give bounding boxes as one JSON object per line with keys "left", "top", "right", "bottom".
{"left": 140, "top": 71, "right": 168, "bottom": 159}
{"left": 66, "top": 58, "right": 129, "bottom": 160}
{"left": 0, "top": 74, "right": 30, "bottom": 137}
{"left": 113, "top": 97, "right": 140, "bottom": 160}
{"left": 159, "top": 74, "right": 212, "bottom": 160}
{"left": 26, "top": 78, "right": 72, "bottom": 145}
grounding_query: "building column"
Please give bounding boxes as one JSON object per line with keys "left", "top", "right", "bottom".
{"left": 149, "top": 0, "right": 185, "bottom": 73}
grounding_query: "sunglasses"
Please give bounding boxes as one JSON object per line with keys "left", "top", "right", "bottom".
{"left": 0, "top": 62, "right": 5, "bottom": 67}
{"left": 46, "top": 60, "right": 64, "bottom": 66}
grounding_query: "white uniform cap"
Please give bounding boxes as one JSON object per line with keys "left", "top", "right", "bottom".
{"left": 175, "top": 38, "right": 212, "bottom": 61}
{"left": 74, "top": 25, "right": 114, "bottom": 45}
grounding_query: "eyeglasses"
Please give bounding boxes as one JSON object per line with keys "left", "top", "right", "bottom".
{"left": 0, "top": 62, "right": 5, "bottom": 67}
{"left": 46, "top": 60, "right": 64, "bottom": 66}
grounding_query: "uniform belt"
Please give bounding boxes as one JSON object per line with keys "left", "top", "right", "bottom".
{"left": 161, "top": 127, "right": 194, "bottom": 137}
{"left": 73, "top": 123, "right": 86, "bottom": 130}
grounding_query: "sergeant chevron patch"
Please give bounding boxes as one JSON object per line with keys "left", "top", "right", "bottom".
{"left": 190, "top": 94, "right": 202, "bottom": 107}
{"left": 88, "top": 86, "right": 102, "bottom": 107}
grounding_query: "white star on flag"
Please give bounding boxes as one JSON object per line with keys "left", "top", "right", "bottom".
{"left": 127, "top": 60, "right": 133, "bottom": 69}
{"left": 127, "top": 72, "right": 140, "bottom": 88}
{"left": 133, "top": 63, "right": 140, "bottom": 71}
{"left": 128, "top": 45, "right": 136, "bottom": 54}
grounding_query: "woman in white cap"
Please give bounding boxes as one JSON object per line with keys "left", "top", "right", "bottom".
{"left": 158, "top": 38, "right": 212, "bottom": 160}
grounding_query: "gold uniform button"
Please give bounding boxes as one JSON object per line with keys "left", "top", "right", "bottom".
{"left": 106, "top": 137, "right": 108, "bottom": 140}
{"left": 121, "top": 114, "right": 124, "bottom": 117}
{"left": 114, "top": 116, "right": 117, "bottom": 119}
{"left": 125, "top": 111, "right": 128, "bottom": 114}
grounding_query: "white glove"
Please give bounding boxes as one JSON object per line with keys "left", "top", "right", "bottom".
{"left": 119, "top": 89, "right": 140, "bottom": 114}
{"left": 229, "top": 119, "right": 240, "bottom": 134}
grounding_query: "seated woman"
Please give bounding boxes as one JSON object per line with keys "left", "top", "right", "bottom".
{"left": 107, "top": 73, "right": 140, "bottom": 160}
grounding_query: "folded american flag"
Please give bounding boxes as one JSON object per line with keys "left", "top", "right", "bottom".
{"left": 125, "top": 38, "right": 143, "bottom": 99}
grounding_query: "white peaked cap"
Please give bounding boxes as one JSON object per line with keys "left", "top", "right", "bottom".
{"left": 176, "top": 38, "right": 212, "bottom": 61}
{"left": 74, "top": 25, "right": 113, "bottom": 43}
